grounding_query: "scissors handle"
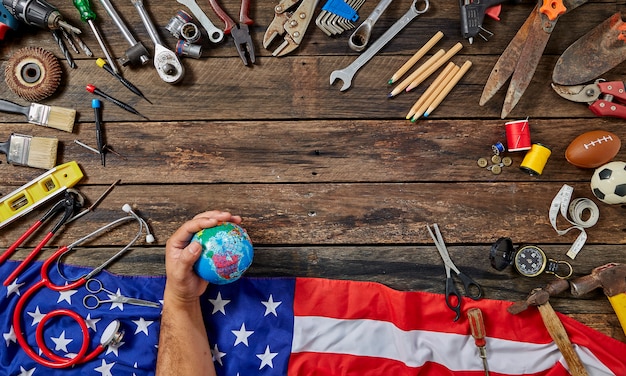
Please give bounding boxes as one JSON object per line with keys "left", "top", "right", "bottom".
{"left": 83, "top": 294, "right": 101, "bottom": 309}
{"left": 457, "top": 272, "right": 483, "bottom": 300}
{"left": 445, "top": 277, "right": 462, "bottom": 322}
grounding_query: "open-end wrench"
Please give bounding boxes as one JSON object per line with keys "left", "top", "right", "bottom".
{"left": 177, "top": 0, "right": 224, "bottom": 43}
{"left": 330, "top": 0, "right": 429, "bottom": 91}
{"left": 132, "top": 0, "right": 185, "bottom": 84}
{"left": 348, "top": 0, "right": 394, "bottom": 52}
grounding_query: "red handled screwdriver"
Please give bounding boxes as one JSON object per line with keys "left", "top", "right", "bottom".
{"left": 467, "top": 308, "right": 490, "bottom": 375}
{"left": 86, "top": 84, "right": 149, "bottom": 120}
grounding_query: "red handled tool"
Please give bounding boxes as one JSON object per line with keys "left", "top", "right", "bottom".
{"left": 208, "top": 0, "right": 255, "bottom": 65}
{"left": 0, "top": 190, "right": 83, "bottom": 286}
{"left": 467, "top": 308, "right": 490, "bottom": 375}
{"left": 551, "top": 80, "right": 626, "bottom": 119}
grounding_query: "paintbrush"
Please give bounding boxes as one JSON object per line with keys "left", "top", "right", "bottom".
{"left": 0, "top": 99, "right": 76, "bottom": 132}
{"left": 0, "top": 133, "right": 58, "bottom": 169}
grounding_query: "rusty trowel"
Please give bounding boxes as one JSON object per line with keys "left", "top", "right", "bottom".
{"left": 553, "top": 12, "right": 626, "bottom": 85}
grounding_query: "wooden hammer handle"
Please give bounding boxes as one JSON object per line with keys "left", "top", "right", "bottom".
{"left": 537, "top": 302, "right": 588, "bottom": 376}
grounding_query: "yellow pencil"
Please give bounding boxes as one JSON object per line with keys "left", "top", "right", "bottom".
{"left": 388, "top": 31, "right": 444, "bottom": 85}
{"left": 406, "top": 62, "right": 457, "bottom": 120}
{"left": 423, "top": 60, "right": 473, "bottom": 118}
{"left": 405, "top": 42, "right": 463, "bottom": 93}
{"left": 388, "top": 49, "right": 445, "bottom": 98}
{"left": 411, "top": 64, "right": 460, "bottom": 122}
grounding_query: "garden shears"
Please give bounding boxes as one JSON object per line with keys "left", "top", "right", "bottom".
{"left": 479, "top": 0, "right": 588, "bottom": 119}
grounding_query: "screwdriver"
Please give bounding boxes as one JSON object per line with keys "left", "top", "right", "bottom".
{"left": 96, "top": 58, "right": 152, "bottom": 104}
{"left": 86, "top": 84, "right": 149, "bottom": 120}
{"left": 92, "top": 99, "right": 106, "bottom": 166}
{"left": 72, "top": 0, "right": 119, "bottom": 74}
{"left": 467, "top": 308, "right": 490, "bottom": 375}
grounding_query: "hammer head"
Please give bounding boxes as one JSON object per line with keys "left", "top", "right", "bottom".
{"left": 570, "top": 263, "right": 626, "bottom": 297}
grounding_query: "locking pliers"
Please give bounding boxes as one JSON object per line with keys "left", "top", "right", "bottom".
{"left": 551, "top": 80, "right": 626, "bottom": 119}
{"left": 263, "top": 0, "right": 319, "bottom": 56}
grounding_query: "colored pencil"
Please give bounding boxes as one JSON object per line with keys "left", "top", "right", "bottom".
{"left": 423, "top": 60, "right": 473, "bottom": 118}
{"left": 405, "top": 42, "right": 463, "bottom": 92}
{"left": 406, "top": 62, "right": 457, "bottom": 120}
{"left": 388, "top": 49, "right": 445, "bottom": 98}
{"left": 388, "top": 31, "right": 444, "bottom": 85}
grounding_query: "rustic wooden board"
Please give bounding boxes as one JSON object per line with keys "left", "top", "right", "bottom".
{"left": 1, "top": 0, "right": 624, "bottom": 344}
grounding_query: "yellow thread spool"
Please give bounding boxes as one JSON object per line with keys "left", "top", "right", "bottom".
{"left": 520, "top": 143, "right": 552, "bottom": 176}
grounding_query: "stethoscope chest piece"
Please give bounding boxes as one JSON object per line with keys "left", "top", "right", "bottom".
{"left": 100, "top": 320, "right": 124, "bottom": 347}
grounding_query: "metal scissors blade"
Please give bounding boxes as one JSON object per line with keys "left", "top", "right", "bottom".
{"left": 83, "top": 278, "right": 161, "bottom": 309}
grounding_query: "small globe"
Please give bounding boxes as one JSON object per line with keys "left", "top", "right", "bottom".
{"left": 192, "top": 223, "right": 253, "bottom": 284}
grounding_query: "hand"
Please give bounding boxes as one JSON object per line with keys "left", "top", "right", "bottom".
{"left": 164, "top": 211, "right": 242, "bottom": 304}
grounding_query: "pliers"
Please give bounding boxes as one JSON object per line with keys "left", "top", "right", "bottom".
{"left": 0, "top": 189, "right": 84, "bottom": 286}
{"left": 208, "top": 0, "right": 255, "bottom": 65}
{"left": 551, "top": 80, "right": 626, "bottom": 119}
{"left": 263, "top": 0, "right": 319, "bottom": 57}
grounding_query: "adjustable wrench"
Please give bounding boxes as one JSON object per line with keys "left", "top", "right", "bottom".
{"left": 177, "top": 0, "right": 224, "bottom": 43}
{"left": 330, "top": 0, "right": 429, "bottom": 91}
{"left": 132, "top": 0, "right": 185, "bottom": 84}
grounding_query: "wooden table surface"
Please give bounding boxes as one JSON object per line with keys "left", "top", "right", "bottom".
{"left": 1, "top": 0, "right": 625, "bottom": 343}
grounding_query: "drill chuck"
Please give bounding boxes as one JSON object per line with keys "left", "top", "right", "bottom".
{"left": 3, "top": 0, "right": 72, "bottom": 31}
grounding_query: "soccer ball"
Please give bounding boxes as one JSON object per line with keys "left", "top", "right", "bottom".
{"left": 590, "top": 161, "right": 626, "bottom": 204}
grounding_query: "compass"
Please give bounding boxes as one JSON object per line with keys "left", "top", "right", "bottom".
{"left": 513, "top": 245, "right": 573, "bottom": 279}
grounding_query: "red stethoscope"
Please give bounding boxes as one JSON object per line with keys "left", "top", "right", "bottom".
{"left": 10, "top": 204, "right": 154, "bottom": 368}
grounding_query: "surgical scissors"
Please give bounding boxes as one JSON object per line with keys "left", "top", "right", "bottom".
{"left": 83, "top": 278, "right": 160, "bottom": 309}
{"left": 426, "top": 223, "right": 483, "bottom": 321}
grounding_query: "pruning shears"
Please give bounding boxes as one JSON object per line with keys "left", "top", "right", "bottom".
{"left": 551, "top": 80, "right": 626, "bottom": 119}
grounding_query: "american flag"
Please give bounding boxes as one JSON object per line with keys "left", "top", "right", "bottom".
{"left": 2, "top": 261, "right": 626, "bottom": 375}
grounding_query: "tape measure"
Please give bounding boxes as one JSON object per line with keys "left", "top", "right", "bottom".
{"left": 549, "top": 184, "right": 599, "bottom": 259}
{"left": 0, "top": 161, "right": 83, "bottom": 229}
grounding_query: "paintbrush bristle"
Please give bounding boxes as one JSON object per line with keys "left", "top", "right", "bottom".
{"left": 26, "top": 136, "right": 58, "bottom": 169}
{"left": 46, "top": 106, "right": 76, "bottom": 132}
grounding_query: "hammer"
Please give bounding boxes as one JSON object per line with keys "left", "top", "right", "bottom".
{"left": 570, "top": 263, "right": 626, "bottom": 336}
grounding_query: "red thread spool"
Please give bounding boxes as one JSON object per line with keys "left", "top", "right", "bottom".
{"left": 505, "top": 119, "right": 532, "bottom": 152}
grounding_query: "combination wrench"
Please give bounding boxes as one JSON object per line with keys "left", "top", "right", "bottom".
{"left": 177, "top": 0, "right": 224, "bottom": 43}
{"left": 348, "top": 0, "right": 393, "bottom": 52}
{"left": 132, "top": 0, "right": 185, "bottom": 84}
{"left": 330, "top": 0, "right": 429, "bottom": 91}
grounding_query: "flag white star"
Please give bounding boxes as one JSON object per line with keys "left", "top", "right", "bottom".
{"left": 85, "top": 314, "right": 101, "bottom": 331}
{"left": 261, "top": 294, "right": 282, "bottom": 317}
{"left": 3, "top": 325, "right": 16, "bottom": 346}
{"left": 211, "top": 343, "right": 226, "bottom": 366}
{"left": 6, "top": 279, "right": 24, "bottom": 297}
{"left": 132, "top": 317, "right": 154, "bottom": 336}
{"left": 231, "top": 323, "right": 254, "bottom": 347}
{"left": 94, "top": 359, "right": 115, "bottom": 376}
{"left": 57, "top": 284, "right": 78, "bottom": 304}
{"left": 108, "top": 289, "right": 125, "bottom": 311}
{"left": 27, "top": 307, "right": 45, "bottom": 326}
{"left": 50, "top": 331, "right": 73, "bottom": 352}
{"left": 18, "top": 366, "right": 35, "bottom": 376}
{"left": 105, "top": 339, "right": 124, "bottom": 356}
{"left": 209, "top": 292, "right": 230, "bottom": 315}
{"left": 256, "top": 345, "right": 278, "bottom": 369}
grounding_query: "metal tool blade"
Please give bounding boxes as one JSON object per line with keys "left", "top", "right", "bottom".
{"left": 551, "top": 82, "right": 600, "bottom": 103}
{"left": 501, "top": 14, "right": 551, "bottom": 118}
{"left": 479, "top": 6, "right": 538, "bottom": 107}
{"left": 553, "top": 12, "right": 626, "bottom": 85}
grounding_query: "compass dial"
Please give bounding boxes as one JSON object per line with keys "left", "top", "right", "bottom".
{"left": 514, "top": 245, "right": 546, "bottom": 277}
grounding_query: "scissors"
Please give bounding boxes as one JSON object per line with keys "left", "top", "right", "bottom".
{"left": 426, "top": 223, "right": 483, "bottom": 321}
{"left": 6, "top": 204, "right": 154, "bottom": 368}
{"left": 83, "top": 278, "right": 160, "bottom": 309}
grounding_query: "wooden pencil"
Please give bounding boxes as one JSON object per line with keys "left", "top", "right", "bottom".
{"left": 388, "top": 31, "right": 444, "bottom": 85}
{"left": 405, "top": 42, "right": 463, "bottom": 92}
{"left": 406, "top": 62, "right": 457, "bottom": 120}
{"left": 411, "top": 64, "right": 460, "bottom": 122}
{"left": 388, "top": 49, "right": 445, "bottom": 98}
{"left": 423, "top": 60, "right": 473, "bottom": 118}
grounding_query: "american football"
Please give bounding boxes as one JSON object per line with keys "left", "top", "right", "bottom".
{"left": 565, "top": 130, "right": 621, "bottom": 168}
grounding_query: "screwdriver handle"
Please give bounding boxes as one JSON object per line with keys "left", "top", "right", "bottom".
{"left": 467, "top": 307, "right": 487, "bottom": 348}
{"left": 73, "top": 0, "right": 96, "bottom": 21}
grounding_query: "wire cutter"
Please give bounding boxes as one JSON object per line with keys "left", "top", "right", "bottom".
{"left": 479, "top": 0, "right": 588, "bottom": 119}
{"left": 551, "top": 80, "right": 626, "bottom": 119}
{"left": 426, "top": 223, "right": 483, "bottom": 321}
{"left": 263, "top": 0, "right": 319, "bottom": 57}
{"left": 208, "top": 0, "right": 255, "bottom": 65}
{"left": 0, "top": 189, "right": 84, "bottom": 286}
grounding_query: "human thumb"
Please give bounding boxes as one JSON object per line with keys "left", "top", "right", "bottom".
{"left": 181, "top": 242, "right": 203, "bottom": 266}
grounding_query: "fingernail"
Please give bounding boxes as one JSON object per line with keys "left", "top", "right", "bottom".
{"left": 187, "top": 242, "right": 201, "bottom": 255}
